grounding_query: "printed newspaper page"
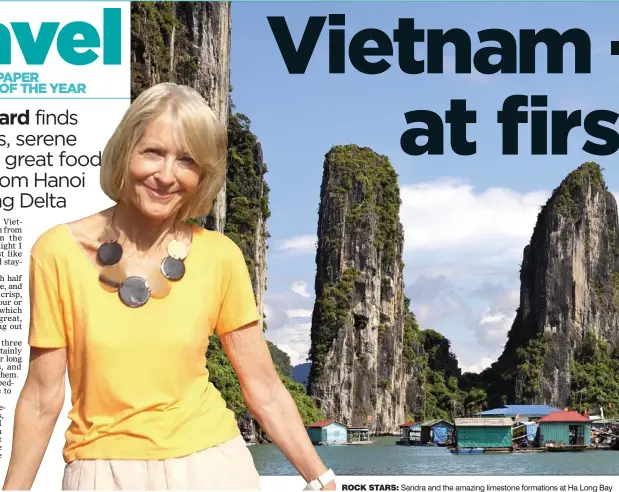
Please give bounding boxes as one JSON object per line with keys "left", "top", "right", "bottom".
{"left": 0, "top": 1, "right": 131, "bottom": 490}
{"left": 1, "top": 1, "right": 619, "bottom": 491}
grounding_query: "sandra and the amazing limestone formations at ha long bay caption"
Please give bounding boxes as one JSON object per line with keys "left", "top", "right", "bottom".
{"left": 130, "top": 3, "right": 619, "bottom": 454}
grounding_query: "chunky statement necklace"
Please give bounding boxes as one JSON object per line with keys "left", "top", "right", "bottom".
{"left": 96, "top": 209, "right": 191, "bottom": 308}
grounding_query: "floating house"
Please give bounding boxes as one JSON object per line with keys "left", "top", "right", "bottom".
{"left": 347, "top": 427, "right": 370, "bottom": 444}
{"left": 590, "top": 418, "right": 618, "bottom": 430}
{"left": 420, "top": 419, "right": 453, "bottom": 445}
{"left": 474, "top": 405, "right": 561, "bottom": 422}
{"left": 397, "top": 421, "right": 422, "bottom": 445}
{"left": 453, "top": 417, "right": 513, "bottom": 451}
{"left": 307, "top": 420, "right": 348, "bottom": 445}
{"left": 538, "top": 411, "right": 591, "bottom": 449}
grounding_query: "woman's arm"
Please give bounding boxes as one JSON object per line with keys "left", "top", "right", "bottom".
{"left": 220, "top": 322, "right": 336, "bottom": 490}
{"left": 2, "top": 347, "right": 67, "bottom": 491}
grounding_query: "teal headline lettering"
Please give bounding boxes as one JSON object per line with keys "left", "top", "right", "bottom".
{"left": 0, "top": 8, "right": 120, "bottom": 66}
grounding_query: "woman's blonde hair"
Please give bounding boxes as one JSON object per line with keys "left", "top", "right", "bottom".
{"left": 100, "top": 82, "right": 227, "bottom": 221}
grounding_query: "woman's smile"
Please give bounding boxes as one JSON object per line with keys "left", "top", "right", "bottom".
{"left": 143, "top": 184, "right": 178, "bottom": 201}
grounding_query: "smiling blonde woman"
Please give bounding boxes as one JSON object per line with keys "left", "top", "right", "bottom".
{"left": 2, "top": 83, "right": 336, "bottom": 491}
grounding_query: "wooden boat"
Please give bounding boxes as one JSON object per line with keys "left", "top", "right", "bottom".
{"left": 483, "top": 448, "right": 512, "bottom": 454}
{"left": 449, "top": 448, "right": 485, "bottom": 454}
{"left": 546, "top": 445, "right": 587, "bottom": 452}
{"left": 396, "top": 439, "right": 425, "bottom": 446}
{"left": 449, "top": 447, "right": 513, "bottom": 454}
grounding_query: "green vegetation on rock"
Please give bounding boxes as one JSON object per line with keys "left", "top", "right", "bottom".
{"left": 401, "top": 297, "right": 470, "bottom": 421}
{"left": 226, "top": 103, "right": 271, "bottom": 274}
{"left": 594, "top": 272, "right": 619, "bottom": 311}
{"left": 402, "top": 299, "right": 422, "bottom": 366}
{"left": 267, "top": 341, "right": 293, "bottom": 379}
{"left": 325, "top": 145, "right": 402, "bottom": 267}
{"left": 310, "top": 268, "right": 360, "bottom": 372}
{"left": 131, "top": 2, "right": 177, "bottom": 97}
{"left": 552, "top": 162, "right": 605, "bottom": 219}
{"left": 281, "top": 377, "right": 326, "bottom": 424}
{"left": 570, "top": 332, "right": 619, "bottom": 417}
{"left": 131, "top": 3, "right": 201, "bottom": 99}
{"left": 207, "top": 335, "right": 247, "bottom": 415}
{"left": 512, "top": 333, "right": 549, "bottom": 402}
{"left": 416, "top": 328, "right": 462, "bottom": 421}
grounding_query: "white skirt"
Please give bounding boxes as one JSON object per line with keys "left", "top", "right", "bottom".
{"left": 62, "top": 435, "right": 262, "bottom": 490}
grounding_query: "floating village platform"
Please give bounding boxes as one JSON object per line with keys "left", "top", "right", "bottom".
{"left": 306, "top": 406, "right": 619, "bottom": 451}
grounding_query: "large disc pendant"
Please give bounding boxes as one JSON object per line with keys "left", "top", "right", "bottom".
{"left": 97, "top": 242, "right": 123, "bottom": 266}
{"left": 99, "top": 263, "right": 126, "bottom": 292}
{"left": 161, "top": 256, "right": 185, "bottom": 281}
{"left": 118, "top": 276, "right": 150, "bottom": 308}
{"left": 146, "top": 270, "right": 172, "bottom": 298}
{"left": 167, "top": 239, "right": 190, "bottom": 260}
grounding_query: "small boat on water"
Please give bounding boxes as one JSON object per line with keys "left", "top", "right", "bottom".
{"left": 546, "top": 445, "right": 587, "bottom": 452}
{"left": 449, "top": 448, "right": 485, "bottom": 454}
{"left": 395, "top": 439, "right": 425, "bottom": 446}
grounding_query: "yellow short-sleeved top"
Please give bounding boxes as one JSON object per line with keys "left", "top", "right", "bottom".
{"left": 28, "top": 223, "right": 260, "bottom": 463}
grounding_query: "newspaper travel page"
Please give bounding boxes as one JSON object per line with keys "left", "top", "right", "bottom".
{"left": 0, "top": 1, "right": 618, "bottom": 491}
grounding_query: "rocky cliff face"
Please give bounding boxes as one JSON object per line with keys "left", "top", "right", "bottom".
{"left": 131, "top": 1, "right": 231, "bottom": 232}
{"left": 222, "top": 110, "right": 270, "bottom": 441}
{"left": 484, "top": 162, "right": 619, "bottom": 408}
{"left": 225, "top": 110, "right": 269, "bottom": 331}
{"left": 307, "top": 145, "right": 425, "bottom": 433}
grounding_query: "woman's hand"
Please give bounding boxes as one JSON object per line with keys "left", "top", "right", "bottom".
{"left": 220, "top": 322, "right": 336, "bottom": 489}
{"left": 2, "top": 347, "right": 67, "bottom": 490}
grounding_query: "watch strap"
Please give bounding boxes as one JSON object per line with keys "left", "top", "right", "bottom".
{"left": 304, "top": 468, "right": 335, "bottom": 490}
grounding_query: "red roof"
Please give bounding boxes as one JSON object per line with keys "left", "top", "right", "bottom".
{"left": 308, "top": 420, "right": 339, "bottom": 428}
{"left": 399, "top": 421, "right": 417, "bottom": 427}
{"left": 538, "top": 411, "right": 590, "bottom": 423}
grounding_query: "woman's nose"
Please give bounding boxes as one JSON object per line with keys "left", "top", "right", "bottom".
{"left": 155, "top": 156, "right": 176, "bottom": 185}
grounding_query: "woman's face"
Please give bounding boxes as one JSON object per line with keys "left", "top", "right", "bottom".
{"left": 126, "top": 112, "right": 201, "bottom": 221}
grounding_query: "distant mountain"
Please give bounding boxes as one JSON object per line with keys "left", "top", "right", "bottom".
{"left": 293, "top": 363, "right": 311, "bottom": 388}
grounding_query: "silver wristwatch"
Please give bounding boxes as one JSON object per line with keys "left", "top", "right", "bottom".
{"left": 304, "top": 468, "right": 335, "bottom": 490}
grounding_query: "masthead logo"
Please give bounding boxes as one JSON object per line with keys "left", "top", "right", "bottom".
{"left": 0, "top": 8, "right": 121, "bottom": 66}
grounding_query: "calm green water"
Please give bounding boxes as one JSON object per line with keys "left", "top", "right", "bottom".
{"left": 249, "top": 437, "right": 619, "bottom": 476}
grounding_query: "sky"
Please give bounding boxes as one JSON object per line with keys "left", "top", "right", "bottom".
{"left": 228, "top": 2, "right": 619, "bottom": 373}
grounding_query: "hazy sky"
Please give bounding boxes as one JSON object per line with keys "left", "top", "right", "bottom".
{"left": 229, "top": 1, "right": 619, "bottom": 372}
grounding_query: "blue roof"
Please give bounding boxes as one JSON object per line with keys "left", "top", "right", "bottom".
{"left": 476, "top": 405, "right": 561, "bottom": 417}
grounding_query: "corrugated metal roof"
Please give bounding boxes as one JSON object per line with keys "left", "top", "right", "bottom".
{"left": 421, "top": 419, "right": 453, "bottom": 427}
{"left": 399, "top": 421, "right": 418, "bottom": 427}
{"left": 538, "top": 411, "right": 590, "bottom": 423}
{"left": 477, "top": 405, "right": 561, "bottom": 417}
{"left": 307, "top": 419, "right": 347, "bottom": 428}
{"left": 455, "top": 417, "right": 513, "bottom": 427}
